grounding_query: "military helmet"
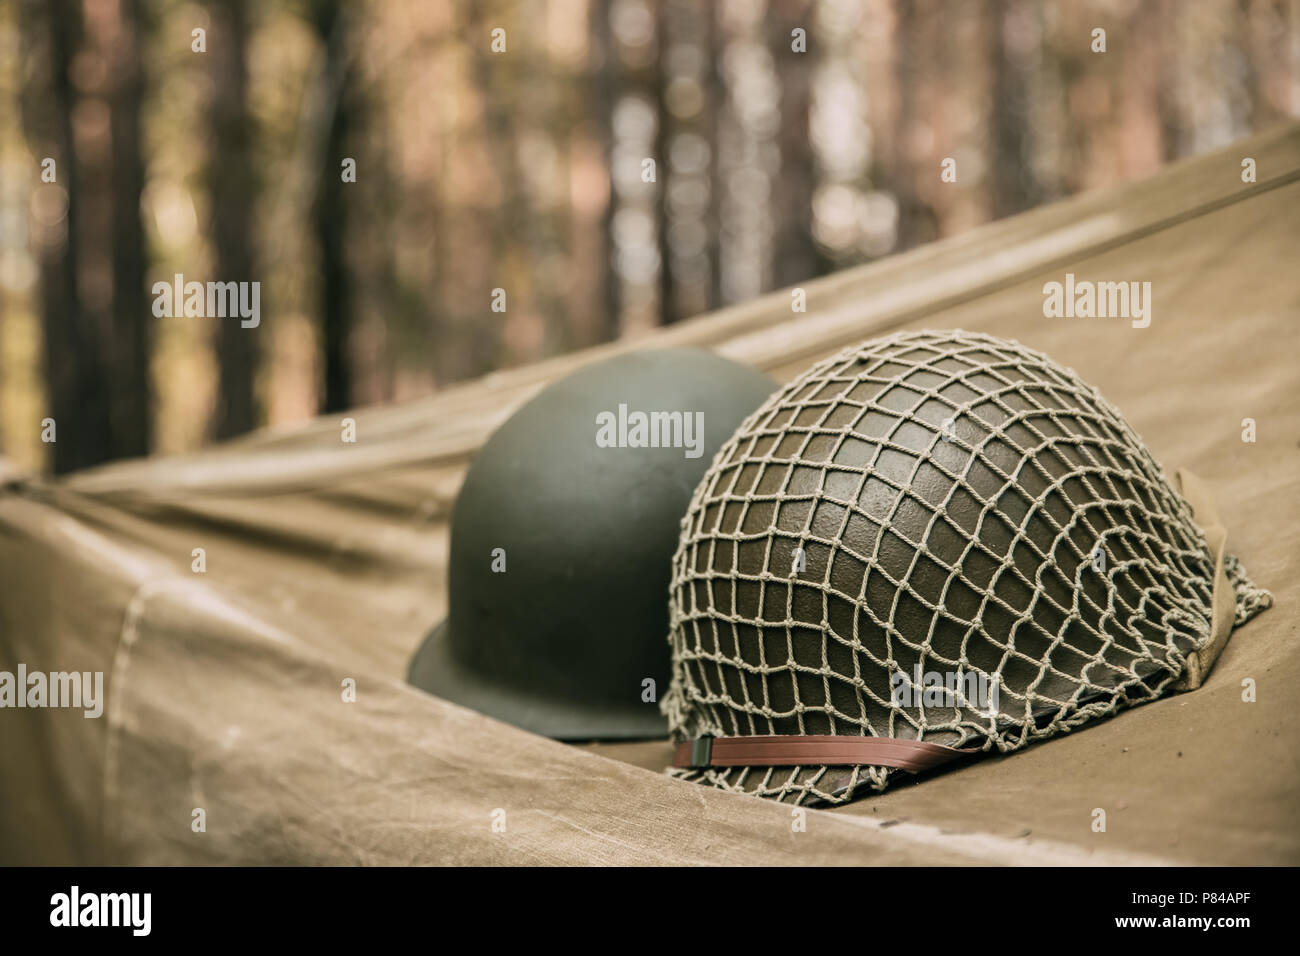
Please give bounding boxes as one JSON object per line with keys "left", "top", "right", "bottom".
{"left": 409, "top": 348, "right": 777, "bottom": 740}
{"left": 663, "top": 330, "right": 1271, "bottom": 803}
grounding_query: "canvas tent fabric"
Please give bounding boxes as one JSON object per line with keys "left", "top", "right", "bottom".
{"left": 1, "top": 123, "right": 1297, "bottom": 865}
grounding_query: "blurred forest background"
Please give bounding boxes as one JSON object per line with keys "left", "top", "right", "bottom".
{"left": 0, "top": 0, "right": 1297, "bottom": 473}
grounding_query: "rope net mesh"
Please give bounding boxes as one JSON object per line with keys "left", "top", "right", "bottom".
{"left": 662, "top": 330, "right": 1271, "bottom": 805}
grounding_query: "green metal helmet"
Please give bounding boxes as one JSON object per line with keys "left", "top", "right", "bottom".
{"left": 409, "top": 348, "right": 778, "bottom": 740}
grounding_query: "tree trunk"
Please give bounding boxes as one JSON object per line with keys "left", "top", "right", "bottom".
{"left": 889, "top": 0, "right": 929, "bottom": 251}
{"left": 206, "top": 0, "right": 259, "bottom": 440}
{"left": 590, "top": 0, "right": 621, "bottom": 340}
{"left": 769, "top": 0, "right": 829, "bottom": 288}
{"left": 309, "top": 0, "right": 355, "bottom": 414}
{"left": 107, "top": 0, "right": 151, "bottom": 459}
{"left": 18, "top": 0, "right": 113, "bottom": 473}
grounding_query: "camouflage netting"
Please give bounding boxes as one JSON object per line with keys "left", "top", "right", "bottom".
{"left": 662, "top": 330, "right": 1272, "bottom": 805}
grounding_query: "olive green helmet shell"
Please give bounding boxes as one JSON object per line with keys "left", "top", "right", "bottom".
{"left": 409, "top": 348, "right": 778, "bottom": 740}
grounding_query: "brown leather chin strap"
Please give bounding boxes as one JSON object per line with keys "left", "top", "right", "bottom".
{"left": 673, "top": 735, "right": 980, "bottom": 772}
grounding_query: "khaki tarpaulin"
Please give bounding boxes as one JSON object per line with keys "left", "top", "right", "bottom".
{"left": 2, "top": 124, "right": 1297, "bottom": 865}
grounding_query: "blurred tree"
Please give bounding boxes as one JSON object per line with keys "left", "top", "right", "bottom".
{"left": 1244, "top": 0, "right": 1295, "bottom": 128}
{"left": 106, "top": 0, "right": 152, "bottom": 459}
{"left": 465, "top": 0, "right": 519, "bottom": 378}
{"left": 660, "top": 0, "right": 725, "bottom": 319}
{"left": 308, "top": 0, "right": 356, "bottom": 414}
{"left": 653, "top": 0, "right": 673, "bottom": 322}
{"left": 990, "top": 0, "right": 1042, "bottom": 218}
{"left": 590, "top": 0, "right": 621, "bottom": 340}
{"left": 769, "top": 0, "right": 829, "bottom": 287}
{"left": 18, "top": 0, "right": 112, "bottom": 473}
{"left": 4, "top": 0, "right": 1298, "bottom": 470}
{"left": 206, "top": 0, "right": 259, "bottom": 440}
{"left": 887, "top": 0, "right": 933, "bottom": 250}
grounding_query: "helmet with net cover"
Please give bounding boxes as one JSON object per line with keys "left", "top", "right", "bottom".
{"left": 662, "top": 329, "right": 1271, "bottom": 804}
